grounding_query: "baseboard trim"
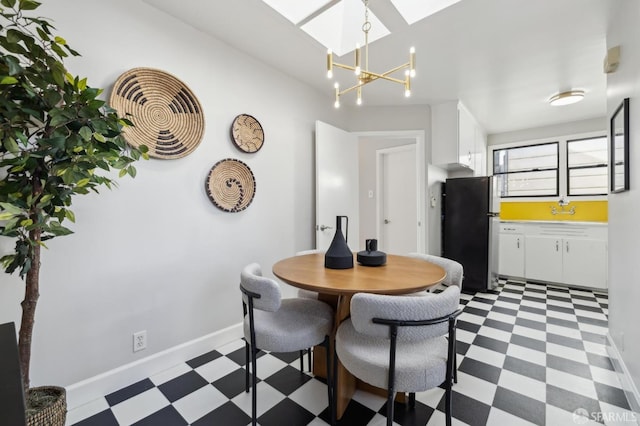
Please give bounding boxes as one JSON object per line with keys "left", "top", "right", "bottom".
{"left": 65, "top": 323, "right": 243, "bottom": 410}
{"left": 606, "top": 332, "right": 640, "bottom": 414}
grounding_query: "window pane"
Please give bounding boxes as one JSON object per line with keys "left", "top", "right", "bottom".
{"left": 568, "top": 137, "right": 608, "bottom": 168}
{"left": 495, "top": 170, "right": 557, "bottom": 197}
{"left": 568, "top": 167, "right": 607, "bottom": 195}
{"left": 493, "top": 143, "right": 558, "bottom": 174}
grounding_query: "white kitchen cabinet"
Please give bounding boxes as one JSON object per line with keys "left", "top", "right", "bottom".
{"left": 499, "top": 224, "right": 525, "bottom": 278}
{"left": 432, "top": 101, "right": 483, "bottom": 171}
{"left": 500, "top": 221, "right": 608, "bottom": 290}
{"left": 473, "top": 126, "right": 487, "bottom": 176}
{"left": 562, "top": 238, "right": 607, "bottom": 289}
{"left": 524, "top": 235, "right": 564, "bottom": 283}
{"left": 522, "top": 223, "right": 608, "bottom": 289}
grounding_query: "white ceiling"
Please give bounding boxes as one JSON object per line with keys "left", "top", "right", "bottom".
{"left": 143, "top": 0, "right": 615, "bottom": 135}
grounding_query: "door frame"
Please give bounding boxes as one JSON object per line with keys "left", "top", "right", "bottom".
{"left": 354, "top": 130, "right": 426, "bottom": 253}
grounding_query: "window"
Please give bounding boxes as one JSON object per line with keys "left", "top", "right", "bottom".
{"left": 567, "top": 136, "right": 608, "bottom": 195}
{"left": 493, "top": 142, "right": 559, "bottom": 197}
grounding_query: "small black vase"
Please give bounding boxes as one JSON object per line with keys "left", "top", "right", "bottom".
{"left": 324, "top": 216, "right": 353, "bottom": 269}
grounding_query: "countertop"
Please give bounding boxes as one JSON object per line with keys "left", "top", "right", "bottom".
{"left": 500, "top": 220, "right": 608, "bottom": 227}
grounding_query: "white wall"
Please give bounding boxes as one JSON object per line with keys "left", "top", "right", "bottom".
{"left": 0, "top": 0, "right": 350, "bottom": 388}
{"left": 487, "top": 117, "right": 606, "bottom": 146}
{"left": 606, "top": 0, "right": 640, "bottom": 408}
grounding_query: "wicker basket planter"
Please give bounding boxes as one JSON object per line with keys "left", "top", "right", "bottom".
{"left": 26, "top": 386, "right": 66, "bottom": 426}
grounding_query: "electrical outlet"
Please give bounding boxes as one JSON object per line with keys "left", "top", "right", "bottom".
{"left": 133, "top": 330, "right": 147, "bottom": 352}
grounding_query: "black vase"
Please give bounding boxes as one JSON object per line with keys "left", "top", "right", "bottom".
{"left": 324, "top": 216, "right": 353, "bottom": 269}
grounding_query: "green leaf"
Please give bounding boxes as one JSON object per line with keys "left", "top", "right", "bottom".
{"left": 0, "top": 76, "right": 18, "bottom": 84}
{"left": 93, "top": 132, "right": 105, "bottom": 142}
{"left": 127, "top": 165, "right": 137, "bottom": 178}
{"left": 118, "top": 168, "right": 127, "bottom": 178}
{"left": 36, "top": 27, "right": 50, "bottom": 42}
{"left": 4, "top": 55, "right": 23, "bottom": 75}
{"left": 0, "top": 202, "right": 23, "bottom": 216}
{"left": 2, "top": 137, "right": 19, "bottom": 153}
{"left": 64, "top": 209, "right": 75, "bottom": 223}
{"left": 19, "top": 218, "right": 33, "bottom": 227}
{"left": 75, "top": 178, "right": 90, "bottom": 187}
{"left": 18, "top": 0, "right": 41, "bottom": 10}
{"left": 79, "top": 126, "right": 92, "bottom": 141}
{"left": 0, "top": 0, "right": 17, "bottom": 8}
{"left": 54, "top": 35, "right": 66, "bottom": 45}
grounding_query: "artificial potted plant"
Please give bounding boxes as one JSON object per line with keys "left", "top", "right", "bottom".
{"left": 0, "top": 1, "right": 147, "bottom": 424}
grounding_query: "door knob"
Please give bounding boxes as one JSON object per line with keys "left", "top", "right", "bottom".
{"left": 319, "top": 225, "right": 333, "bottom": 231}
{"left": 384, "top": 219, "right": 391, "bottom": 224}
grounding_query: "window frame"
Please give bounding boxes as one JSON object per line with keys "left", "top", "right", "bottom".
{"left": 493, "top": 141, "right": 560, "bottom": 198}
{"left": 488, "top": 130, "right": 608, "bottom": 202}
{"left": 566, "top": 136, "right": 608, "bottom": 196}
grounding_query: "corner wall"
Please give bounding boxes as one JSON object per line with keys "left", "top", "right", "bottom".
{"left": 606, "top": 0, "right": 640, "bottom": 410}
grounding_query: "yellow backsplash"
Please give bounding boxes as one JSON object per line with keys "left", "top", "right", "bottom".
{"left": 500, "top": 201, "right": 608, "bottom": 222}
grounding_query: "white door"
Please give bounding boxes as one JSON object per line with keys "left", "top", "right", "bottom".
{"left": 378, "top": 145, "right": 417, "bottom": 254}
{"left": 315, "top": 121, "right": 359, "bottom": 251}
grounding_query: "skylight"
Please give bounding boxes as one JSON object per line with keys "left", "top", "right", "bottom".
{"left": 261, "top": 0, "right": 390, "bottom": 57}
{"left": 261, "top": 0, "right": 332, "bottom": 25}
{"left": 390, "top": 0, "right": 462, "bottom": 25}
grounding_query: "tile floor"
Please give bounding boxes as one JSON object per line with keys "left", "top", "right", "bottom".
{"left": 67, "top": 280, "right": 636, "bottom": 425}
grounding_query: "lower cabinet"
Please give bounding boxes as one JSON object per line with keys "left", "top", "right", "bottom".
{"left": 499, "top": 233, "right": 525, "bottom": 278}
{"left": 500, "top": 222, "right": 608, "bottom": 290}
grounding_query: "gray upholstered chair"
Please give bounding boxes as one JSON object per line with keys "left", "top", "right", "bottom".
{"left": 240, "top": 263, "right": 335, "bottom": 426}
{"left": 335, "top": 286, "right": 461, "bottom": 426}
{"left": 407, "top": 252, "right": 464, "bottom": 290}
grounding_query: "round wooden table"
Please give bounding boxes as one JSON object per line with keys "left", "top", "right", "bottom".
{"left": 273, "top": 252, "right": 446, "bottom": 419}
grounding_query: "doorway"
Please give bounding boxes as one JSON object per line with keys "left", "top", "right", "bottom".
{"left": 377, "top": 145, "right": 418, "bottom": 254}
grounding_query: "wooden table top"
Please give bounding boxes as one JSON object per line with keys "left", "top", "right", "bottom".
{"left": 272, "top": 253, "right": 446, "bottom": 296}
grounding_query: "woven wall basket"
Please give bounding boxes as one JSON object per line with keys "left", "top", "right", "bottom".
{"left": 206, "top": 159, "right": 256, "bottom": 212}
{"left": 109, "top": 68, "right": 205, "bottom": 159}
{"left": 231, "top": 114, "right": 264, "bottom": 153}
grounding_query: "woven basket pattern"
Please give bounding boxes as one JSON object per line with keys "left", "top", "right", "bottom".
{"left": 206, "top": 159, "right": 256, "bottom": 212}
{"left": 26, "top": 386, "right": 66, "bottom": 426}
{"left": 231, "top": 114, "right": 264, "bottom": 153}
{"left": 109, "top": 68, "right": 205, "bottom": 159}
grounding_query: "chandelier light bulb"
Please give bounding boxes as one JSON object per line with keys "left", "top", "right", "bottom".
{"left": 334, "top": 100, "right": 340, "bottom": 108}
{"left": 327, "top": 70, "right": 333, "bottom": 79}
{"left": 405, "top": 89, "right": 411, "bottom": 97}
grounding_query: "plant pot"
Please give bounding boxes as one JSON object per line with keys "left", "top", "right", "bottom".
{"left": 26, "top": 386, "right": 66, "bottom": 426}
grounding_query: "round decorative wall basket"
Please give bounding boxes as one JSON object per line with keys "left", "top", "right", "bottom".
{"left": 109, "top": 67, "right": 205, "bottom": 159}
{"left": 231, "top": 114, "right": 264, "bottom": 153}
{"left": 206, "top": 159, "right": 256, "bottom": 212}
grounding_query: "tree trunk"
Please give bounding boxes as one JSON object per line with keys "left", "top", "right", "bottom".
{"left": 19, "top": 227, "right": 41, "bottom": 395}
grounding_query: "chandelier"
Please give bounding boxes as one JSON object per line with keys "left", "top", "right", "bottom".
{"left": 326, "top": 0, "right": 415, "bottom": 107}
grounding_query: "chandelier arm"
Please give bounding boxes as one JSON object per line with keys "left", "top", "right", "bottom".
{"left": 338, "top": 82, "right": 365, "bottom": 96}
{"left": 332, "top": 62, "right": 358, "bottom": 72}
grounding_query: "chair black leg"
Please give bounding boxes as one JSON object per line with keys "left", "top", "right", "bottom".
{"left": 386, "top": 390, "right": 395, "bottom": 426}
{"left": 409, "top": 392, "right": 416, "bottom": 408}
{"left": 251, "top": 346, "right": 258, "bottom": 426}
{"left": 453, "top": 350, "right": 458, "bottom": 384}
{"left": 445, "top": 379, "right": 452, "bottom": 426}
{"left": 299, "top": 350, "right": 304, "bottom": 372}
{"left": 245, "top": 341, "right": 250, "bottom": 393}
{"left": 308, "top": 347, "right": 312, "bottom": 371}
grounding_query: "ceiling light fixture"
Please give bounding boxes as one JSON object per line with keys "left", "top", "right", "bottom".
{"left": 327, "top": 0, "right": 415, "bottom": 107}
{"left": 548, "top": 90, "right": 585, "bottom": 106}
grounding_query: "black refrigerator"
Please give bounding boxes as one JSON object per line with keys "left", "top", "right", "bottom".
{"left": 442, "top": 176, "right": 500, "bottom": 292}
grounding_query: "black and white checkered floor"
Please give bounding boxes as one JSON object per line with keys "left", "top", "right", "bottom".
{"left": 68, "top": 280, "right": 635, "bottom": 425}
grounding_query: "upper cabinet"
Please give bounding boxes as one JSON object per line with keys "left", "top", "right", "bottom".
{"left": 431, "top": 100, "right": 486, "bottom": 175}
